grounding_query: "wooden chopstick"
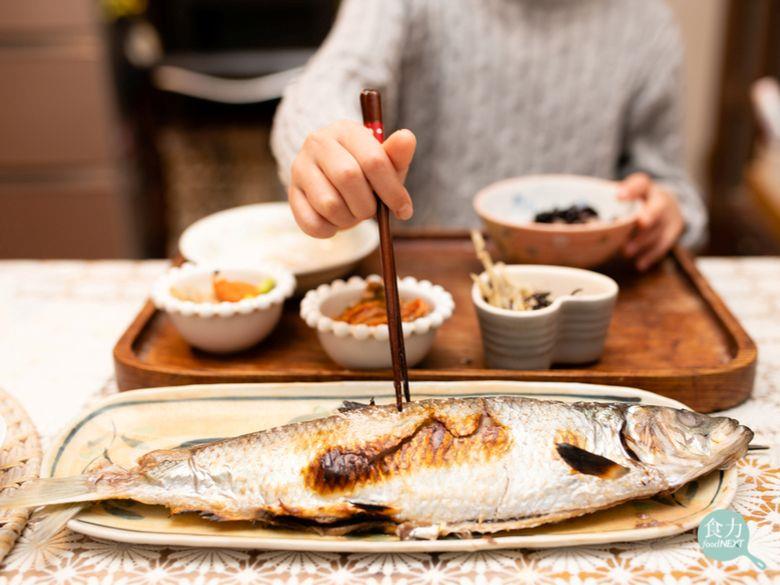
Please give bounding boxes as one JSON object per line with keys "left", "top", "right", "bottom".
{"left": 360, "top": 89, "right": 410, "bottom": 412}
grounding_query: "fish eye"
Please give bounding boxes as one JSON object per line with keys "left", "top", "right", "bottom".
{"left": 676, "top": 409, "right": 703, "bottom": 428}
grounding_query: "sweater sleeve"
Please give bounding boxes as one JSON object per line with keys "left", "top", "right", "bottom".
{"left": 619, "top": 11, "right": 707, "bottom": 250}
{"left": 270, "top": 0, "right": 408, "bottom": 187}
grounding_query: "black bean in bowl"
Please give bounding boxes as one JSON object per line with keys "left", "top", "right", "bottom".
{"left": 534, "top": 204, "right": 600, "bottom": 224}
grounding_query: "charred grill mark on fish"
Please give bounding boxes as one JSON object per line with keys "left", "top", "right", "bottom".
{"left": 305, "top": 408, "right": 511, "bottom": 495}
{"left": 556, "top": 443, "right": 629, "bottom": 479}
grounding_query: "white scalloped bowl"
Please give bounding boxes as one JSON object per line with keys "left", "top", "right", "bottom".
{"left": 152, "top": 264, "right": 296, "bottom": 353}
{"left": 300, "top": 275, "right": 455, "bottom": 369}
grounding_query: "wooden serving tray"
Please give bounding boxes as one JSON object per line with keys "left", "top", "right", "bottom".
{"left": 114, "top": 235, "right": 757, "bottom": 412}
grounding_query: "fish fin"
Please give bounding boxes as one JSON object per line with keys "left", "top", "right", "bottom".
{"left": 348, "top": 500, "right": 394, "bottom": 514}
{"left": 556, "top": 443, "right": 629, "bottom": 479}
{"left": 0, "top": 470, "right": 136, "bottom": 510}
{"left": 413, "top": 509, "right": 597, "bottom": 538}
{"left": 31, "top": 504, "right": 88, "bottom": 540}
{"left": 399, "top": 523, "right": 442, "bottom": 540}
{"left": 0, "top": 476, "right": 102, "bottom": 509}
{"left": 337, "top": 399, "right": 376, "bottom": 413}
{"left": 426, "top": 490, "right": 668, "bottom": 539}
{"left": 199, "top": 512, "right": 229, "bottom": 522}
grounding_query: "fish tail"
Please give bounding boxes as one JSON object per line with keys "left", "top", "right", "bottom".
{"left": 32, "top": 503, "right": 89, "bottom": 540}
{"left": 0, "top": 474, "right": 129, "bottom": 509}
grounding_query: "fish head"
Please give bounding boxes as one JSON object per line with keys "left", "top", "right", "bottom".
{"left": 621, "top": 406, "right": 753, "bottom": 485}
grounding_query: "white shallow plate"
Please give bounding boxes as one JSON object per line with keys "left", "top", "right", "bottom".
{"left": 44, "top": 381, "right": 737, "bottom": 552}
{"left": 179, "top": 202, "right": 379, "bottom": 292}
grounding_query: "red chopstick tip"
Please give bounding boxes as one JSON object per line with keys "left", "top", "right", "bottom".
{"left": 360, "top": 90, "right": 382, "bottom": 124}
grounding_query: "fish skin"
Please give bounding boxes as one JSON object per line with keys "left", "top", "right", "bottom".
{"left": 0, "top": 397, "right": 751, "bottom": 539}
{"left": 77, "top": 396, "right": 752, "bottom": 539}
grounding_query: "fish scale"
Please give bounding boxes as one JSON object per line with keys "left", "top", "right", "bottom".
{"left": 0, "top": 396, "right": 752, "bottom": 540}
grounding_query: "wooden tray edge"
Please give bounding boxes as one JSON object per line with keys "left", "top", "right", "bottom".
{"left": 671, "top": 246, "right": 758, "bottom": 370}
{"left": 114, "top": 245, "right": 757, "bottom": 413}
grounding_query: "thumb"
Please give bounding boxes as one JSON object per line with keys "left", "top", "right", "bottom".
{"left": 618, "top": 172, "right": 651, "bottom": 201}
{"left": 383, "top": 129, "right": 417, "bottom": 182}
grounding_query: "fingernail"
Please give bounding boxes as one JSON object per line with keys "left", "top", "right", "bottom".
{"left": 396, "top": 204, "right": 413, "bottom": 220}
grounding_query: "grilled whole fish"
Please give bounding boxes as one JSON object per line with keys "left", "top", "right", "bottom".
{"left": 0, "top": 397, "right": 752, "bottom": 539}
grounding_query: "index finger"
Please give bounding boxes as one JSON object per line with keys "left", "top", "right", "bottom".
{"left": 637, "top": 188, "right": 666, "bottom": 229}
{"left": 618, "top": 173, "right": 651, "bottom": 201}
{"left": 337, "top": 126, "right": 413, "bottom": 220}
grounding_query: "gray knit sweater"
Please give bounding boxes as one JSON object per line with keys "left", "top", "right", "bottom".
{"left": 271, "top": 0, "right": 706, "bottom": 247}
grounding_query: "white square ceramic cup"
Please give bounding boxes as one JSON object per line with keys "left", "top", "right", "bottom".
{"left": 472, "top": 265, "right": 618, "bottom": 370}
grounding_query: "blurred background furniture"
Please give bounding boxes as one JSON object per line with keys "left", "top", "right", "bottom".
{"left": 0, "top": 0, "right": 140, "bottom": 258}
{"left": 706, "top": 0, "right": 780, "bottom": 255}
{"left": 0, "top": 0, "right": 338, "bottom": 258}
{"left": 748, "top": 145, "right": 780, "bottom": 236}
{"left": 0, "top": 0, "right": 778, "bottom": 258}
{"left": 746, "top": 77, "right": 780, "bottom": 241}
{"left": 132, "top": 0, "right": 339, "bottom": 254}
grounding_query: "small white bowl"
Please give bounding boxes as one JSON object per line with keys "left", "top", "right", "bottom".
{"left": 152, "top": 264, "right": 296, "bottom": 353}
{"left": 300, "top": 275, "right": 455, "bottom": 369}
{"left": 472, "top": 265, "right": 618, "bottom": 370}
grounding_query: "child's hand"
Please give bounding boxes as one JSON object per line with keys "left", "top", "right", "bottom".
{"left": 288, "top": 120, "right": 417, "bottom": 238}
{"left": 618, "top": 173, "right": 685, "bottom": 271}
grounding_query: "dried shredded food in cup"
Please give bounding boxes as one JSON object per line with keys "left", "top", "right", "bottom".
{"left": 470, "top": 231, "right": 553, "bottom": 311}
{"left": 336, "top": 281, "right": 430, "bottom": 325}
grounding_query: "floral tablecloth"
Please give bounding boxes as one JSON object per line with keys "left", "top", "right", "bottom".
{"left": 0, "top": 258, "right": 778, "bottom": 584}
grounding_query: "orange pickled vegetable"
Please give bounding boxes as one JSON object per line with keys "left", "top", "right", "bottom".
{"left": 169, "top": 274, "right": 275, "bottom": 303}
{"left": 212, "top": 274, "right": 275, "bottom": 302}
{"left": 336, "top": 281, "right": 430, "bottom": 325}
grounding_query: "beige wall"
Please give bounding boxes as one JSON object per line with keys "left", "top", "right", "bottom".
{"left": 666, "top": 0, "right": 728, "bottom": 190}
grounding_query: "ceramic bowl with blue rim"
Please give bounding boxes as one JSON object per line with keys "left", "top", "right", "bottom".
{"left": 474, "top": 174, "right": 640, "bottom": 268}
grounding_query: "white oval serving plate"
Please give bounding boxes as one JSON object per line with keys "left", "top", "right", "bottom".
{"left": 179, "top": 202, "right": 379, "bottom": 292}
{"left": 44, "top": 381, "right": 737, "bottom": 552}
